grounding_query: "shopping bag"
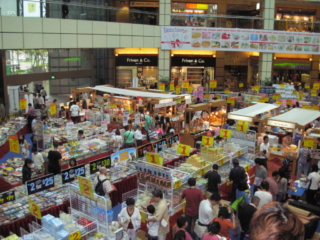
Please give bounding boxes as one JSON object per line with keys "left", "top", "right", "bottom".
{"left": 231, "top": 193, "right": 247, "bottom": 212}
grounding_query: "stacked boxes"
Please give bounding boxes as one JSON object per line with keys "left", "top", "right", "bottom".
{"left": 186, "top": 155, "right": 206, "bottom": 168}
{"left": 201, "top": 146, "right": 224, "bottom": 162}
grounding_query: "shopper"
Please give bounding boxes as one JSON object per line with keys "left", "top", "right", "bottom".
{"left": 81, "top": 97, "right": 88, "bottom": 110}
{"left": 70, "top": 102, "right": 80, "bottom": 124}
{"left": 175, "top": 217, "right": 192, "bottom": 240}
{"left": 144, "top": 114, "right": 153, "bottom": 130}
{"left": 38, "top": 93, "right": 44, "bottom": 106}
{"left": 250, "top": 158, "right": 268, "bottom": 193}
{"left": 282, "top": 132, "right": 293, "bottom": 148}
{"left": 236, "top": 179, "right": 250, "bottom": 204}
{"left": 301, "top": 164, "right": 320, "bottom": 205}
{"left": 165, "top": 122, "right": 175, "bottom": 134}
{"left": 296, "top": 146, "right": 311, "bottom": 179}
{"left": 202, "top": 222, "right": 222, "bottom": 240}
{"left": 155, "top": 123, "right": 164, "bottom": 137}
{"left": 148, "top": 125, "right": 159, "bottom": 142}
{"left": 40, "top": 104, "right": 49, "bottom": 118}
{"left": 124, "top": 126, "right": 135, "bottom": 148}
{"left": 134, "top": 125, "right": 143, "bottom": 147}
{"left": 229, "top": 159, "right": 247, "bottom": 202}
{"left": 276, "top": 167, "right": 288, "bottom": 202}
{"left": 47, "top": 141, "right": 62, "bottom": 175}
{"left": 173, "top": 230, "right": 186, "bottom": 240}
{"left": 204, "top": 164, "right": 221, "bottom": 197}
{"left": 19, "top": 134, "right": 30, "bottom": 159}
{"left": 195, "top": 97, "right": 202, "bottom": 104}
{"left": 113, "top": 129, "right": 123, "bottom": 152}
{"left": 93, "top": 167, "right": 114, "bottom": 199}
{"left": 147, "top": 189, "right": 169, "bottom": 240}
{"left": 52, "top": 99, "right": 58, "bottom": 118}
{"left": 249, "top": 202, "right": 304, "bottom": 240}
{"left": 117, "top": 198, "right": 141, "bottom": 240}
{"left": 181, "top": 178, "right": 204, "bottom": 238}
{"left": 27, "top": 103, "right": 36, "bottom": 133}
{"left": 254, "top": 181, "right": 272, "bottom": 209}
{"left": 33, "top": 93, "right": 39, "bottom": 109}
{"left": 259, "top": 136, "right": 270, "bottom": 169}
{"left": 40, "top": 87, "right": 47, "bottom": 103}
{"left": 69, "top": 158, "right": 77, "bottom": 168}
{"left": 212, "top": 207, "right": 236, "bottom": 240}
{"left": 32, "top": 147, "right": 44, "bottom": 172}
{"left": 194, "top": 193, "right": 221, "bottom": 239}
{"left": 146, "top": 205, "right": 160, "bottom": 240}
{"left": 78, "top": 130, "right": 85, "bottom": 141}
{"left": 265, "top": 171, "right": 279, "bottom": 201}
{"left": 22, "top": 158, "right": 33, "bottom": 184}
{"left": 238, "top": 196, "right": 260, "bottom": 240}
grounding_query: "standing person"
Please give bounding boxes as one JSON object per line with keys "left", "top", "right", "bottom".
{"left": 229, "top": 159, "right": 247, "bottom": 202}
{"left": 117, "top": 198, "right": 141, "bottom": 240}
{"left": 236, "top": 179, "right": 250, "bottom": 204}
{"left": 148, "top": 125, "right": 159, "bottom": 142}
{"left": 134, "top": 125, "right": 143, "bottom": 147}
{"left": 204, "top": 164, "right": 221, "bottom": 197}
{"left": 22, "top": 158, "right": 33, "bottom": 184}
{"left": 93, "top": 167, "right": 114, "bottom": 199}
{"left": 32, "top": 147, "right": 44, "bottom": 172}
{"left": 175, "top": 217, "right": 193, "bottom": 240}
{"left": 250, "top": 158, "right": 268, "bottom": 193}
{"left": 27, "top": 103, "right": 36, "bottom": 133}
{"left": 259, "top": 136, "right": 270, "bottom": 169}
{"left": 146, "top": 205, "right": 160, "bottom": 240}
{"left": 52, "top": 99, "right": 58, "bottom": 118}
{"left": 47, "top": 141, "right": 62, "bottom": 175}
{"left": 302, "top": 164, "right": 320, "bottom": 205}
{"left": 70, "top": 102, "right": 80, "bottom": 124}
{"left": 62, "top": 0, "right": 70, "bottom": 19}
{"left": 194, "top": 193, "right": 221, "bottom": 239}
{"left": 254, "top": 181, "right": 272, "bottom": 209}
{"left": 214, "top": 136, "right": 223, "bottom": 148}
{"left": 296, "top": 146, "right": 311, "bottom": 179}
{"left": 33, "top": 93, "right": 39, "bottom": 109}
{"left": 155, "top": 123, "right": 164, "bottom": 138}
{"left": 212, "top": 207, "right": 236, "bottom": 240}
{"left": 276, "top": 167, "right": 288, "bottom": 202}
{"left": 81, "top": 97, "right": 88, "bottom": 110}
{"left": 40, "top": 87, "right": 47, "bottom": 103}
{"left": 38, "top": 93, "right": 44, "bottom": 106}
{"left": 19, "top": 134, "right": 30, "bottom": 159}
{"left": 165, "top": 122, "right": 175, "bottom": 134}
{"left": 124, "top": 126, "right": 135, "bottom": 148}
{"left": 147, "top": 190, "right": 169, "bottom": 240}
{"left": 238, "top": 196, "right": 260, "bottom": 240}
{"left": 113, "top": 129, "right": 123, "bottom": 152}
{"left": 144, "top": 114, "right": 153, "bottom": 131}
{"left": 202, "top": 222, "right": 222, "bottom": 240}
{"left": 181, "top": 178, "right": 204, "bottom": 238}
{"left": 265, "top": 171, "right": 279, "bottom": 201}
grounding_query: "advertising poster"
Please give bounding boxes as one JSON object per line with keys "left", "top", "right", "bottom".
{"left": 161, "top": 27, "right": 320, "bottom": 54}
{"left": 123, "top": 110, "right": 130, "bottom": 126}
{"left": 111, "top": 147, "right": 136, "bottom": 166}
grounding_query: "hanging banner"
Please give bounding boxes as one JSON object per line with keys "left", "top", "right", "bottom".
{"left": 209, "top": 80, "right": 217, "bottom": 88}
{"left": 9, "top": 135, "right": 19, "bottom": 153}
{"left": 49, "top": 103, "right": 56, "bottom": 115}
{"left": 19, "top": 99, "right": 27, "bottom": 110}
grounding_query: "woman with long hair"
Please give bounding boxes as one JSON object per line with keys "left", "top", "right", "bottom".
{"left": 276, "top": 167, "right": 288, "bottom": 202}
{"left": 202, "top": 222, "right": 222, "bottom": 240}
{"left": 22, "top": 158, "right": 33, "bottom": 184}
{"left": 19, "top": 134, "right": 30, "bottom": 158}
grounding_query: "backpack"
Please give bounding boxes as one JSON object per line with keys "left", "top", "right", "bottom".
{"left": 95, "top": 176, "right": 108, "bottom": 196}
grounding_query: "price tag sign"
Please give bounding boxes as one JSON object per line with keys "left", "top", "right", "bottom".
{"left": 293, "top": 90, "right": 298, "bottom": 95}
{"left": 227, "top": 98, "right": 235, "bottom": 105}
{"left": 220, "top": 129, "right": 232, "bottom": 139}
{"left": 313, "top": 83, "right": 320, "bottom": 90}
{"left": 159, "top": 83, "right": 165, "bottom": 91}
{"left": 182, "top": 81, "right": 189, "bottom": 88}
{"left": 312, "top": 105, "right": 319, "bottom": 110}
{"left": 177, "top": 144, "right": 191, "bottom": 156}
{"left": 61, "top": 164, "right": 86, "bottom": 184}
{"left": 258, "top": 98, "right": 265, "bottom": 103}
{"left": 109, "top": 104, "right": 117, "bottom": 109}
{"left": 198, "top": 168, "right": 206, "bottom": 176}
{"left": 0, "top": 190, "right": 15, "bottom": 204}
{"left": 236, "top": 120, "right": 249, "bottom": 133}
{"left": 78, "top": 176, "right": 95, "bottom": 199}
{"left": 219, "top": 158, "right": 225, "bottom": 165}
{"left": 170, "top": 82, "right": 175, "bottom": 91}
{"left": 272, "top": 94, "right": 279, "bottom": 99}
{"left": 202, "top": 136, "right": 214, "bottom": 146}
{"left": 28, "top": 199, "right": 42, "bottom": 219}
{"left": 146, "top": 152, "right": 163, "bottom": 166}
{"left": 239, "top": 83, "right": 244, "bottom": 87}
{"left": 167, "top": 134, "right": 179, "bottom": 147}
{"left": 173, "top": 179, "right": 182, "bottom": 189}
{"left": 49, "top": 103, "right": 56, "bottom": 115}
{"left": 26, "top": 174, "right": 55, "bottom": 195}
{"left": 286, "top": 100, "right": 292, "bottom": 106}
{"left": 69, "top": 230, "right": 82, "bottom": 240}
{"left": 224, "top": 89, "right": 230, "bottom": 94}
{"left": 305, "top": 84, "right": 310, "bottom": 89}
{"left": 176, "top": 85, "right": 181, "bottom": 94}
{"left": 89, "top": 156, "right": 112, "bottom": 175}
{"left": 236, "top": 150, "right": 243, "bottom": 157}
{"left": 304, "top": 138, "right": 317, "bottom": 148}
{"left": 275, "top": 100, "right": 282, "bottom": 105}
{"left": 279, "top": 84, "right": 285, "bottom": 88}
{"left": 9, "top": 135, "right": 19, "bottom": 153}
{"left": 302, "top": 105, "right": 311, "bottom": 109}
{"left": 252, "top": 85, "right": 260, "bottom": 91}
{"left": 153, "top": 139, "right": 168, "bottom": 153}
{"left": 188, "top": 84, "right": 193, "bottom": 93}
{"left": 311, "top": 89, "right": 317, "bottom": 97}
{"left": 204, "top": 93, "right": 211, "bottom": 100}
{"left": 210, "top": 80, "right": 217, "bottom": 88}
{"left": 19, "top": 99, "right": 27, "bottom": 110}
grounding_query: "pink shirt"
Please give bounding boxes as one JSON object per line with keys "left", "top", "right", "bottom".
{"left": 202, "top": 233, "right": 220, "bottom": 240}
{"left": 175, "top": 229, "right": 192, "bottom": 240}
{"left": 155, "top": 128, "right": 164, "bottom": 135}
{"left": 28, "top": 107, "right": 35, "bottom": 116}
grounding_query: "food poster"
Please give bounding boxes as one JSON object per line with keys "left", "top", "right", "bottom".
{"left": 111, "top": 147, "right": 136, "bottom": 166}
{"left": 161, "top": 27, "right": 320, "bottom": 54}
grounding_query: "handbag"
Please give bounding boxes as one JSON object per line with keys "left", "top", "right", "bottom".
{"left": 231, "top": 193, "right": 248, "bottom": 212}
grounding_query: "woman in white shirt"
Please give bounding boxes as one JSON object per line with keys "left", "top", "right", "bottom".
{"left": 32, "top": 147, "right": 44, "bottom": 172}
{"left": 303, "top": 164, "right": 320, "bottom": 205}
{"left": 118, "top": 198, "right": 141, "bottom": 240}
{"left": 70, "top": 102, "right": 80, "bottom": 124}
{"left": 113, "top": 129, "right": 123, "bottom": 152}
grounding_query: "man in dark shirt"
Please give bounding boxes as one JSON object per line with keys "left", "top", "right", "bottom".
{"left": 229, "top": 159, "right": 247, "bottom": 202}
{"left": 238, "top": 196, "right": 260, "bottom": 240}
{"left": 204, "top": 164, "right": 221, "bottom": 197}
{"left": 47, "top": 141, "right": 62, "bottom": 175}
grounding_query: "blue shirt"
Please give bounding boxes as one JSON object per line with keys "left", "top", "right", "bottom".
{"left": 236, "top": 189, "right": 249, "bottom": 204}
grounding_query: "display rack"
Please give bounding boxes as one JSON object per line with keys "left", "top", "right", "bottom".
{"left": 226, "top": 127, "right": 257, "bottom": 153}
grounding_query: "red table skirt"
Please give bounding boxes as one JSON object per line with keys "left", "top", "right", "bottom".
{"left": 110, "top": 175, "right": 137, "bottom": 207}
{"left": 0, "top": 141, "right": 9, "bottom": 160}
{"left": 0, "top": 201, "right": 70, "bottom": 237}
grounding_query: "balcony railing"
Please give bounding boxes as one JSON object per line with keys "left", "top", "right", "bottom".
{"left": 274, "top": 19, "right": 320, "bottom": 33}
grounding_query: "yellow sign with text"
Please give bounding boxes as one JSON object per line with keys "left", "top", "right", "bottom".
{"left": 174, "top": 179, "right": 182, "bottom": 189}
{"left": 286, "top": 100, "right": 292, "bottom": 106}
{"left": 204, "top": 94, "right": 210, "bottom": 99}
{"left": 202, "top": 136, "right": 214, "bottom": 146}
{"left": 272, "top": 94, "right": 280, "bottom": 100}
{"left": 304, "top": 138, "right": 317, "bottom": 148}
{"left": 279, "top": 84, "right": 285, "bottom": 88}
{"left": 182, "top": 81, "right": 189, "bottom": 88}
{"left": 312, "top": 105, "right": 319, "bottom": 110}
{"left": 220, "top": 129, "right": 232, "bottom": 139}
{"left": 176, "top": 85, "right": 181, "bottom": 94}
{"left": 28, "top": 199, "right": 42, "bottom": 219}
{"left": 227, "top": 98, "right": 235, "bottom": 105}
{"left": 159, "top": 83, "right": 165, "bottom": 91}
{"left": 49, "top": 103, "right": 56, "bottom": 115}
{"left": 224, "top": 89, "right": 230, "bottom": 94}
{"left": 313, "top": 82, "right": 320, "bottom": 90}
{"left": 78, "top": 176, "right": 95, "bottom": 199}
{"left": 188, "top": 84, "right": 193, "bottom": 93}
{"left": 19, "top": 99, "right": 27, "bottom": 110}
{"left": 236, "top": 120, "right": 249, "bottom": 133}
{"left": 311, "top": 89, "right": 317, "bottom": 97}
{"left": 9, "top": 135, "right": 19, "bottom": 153}
{"left": 275, "top": 100, "right": 282, "bottom": 105}
{"left": 177, "top": 144, "right": 191, "bottom": 156}
{"left": 302, "top": 105, "right": 311, "bottom": 109}
{"left": 252, "top": 85, "right": 260, "bottom": 91}
{"left": 210, "top": 80, "right": 217, "bottom": 88}
{"left": 69, "top": 231, "right": 82, "bottom": 240}
{"left": 170, "top": 82, "right": 175, "bottom": 91}
{"left": 239, "top": 83, "right": 244, "bottom": 88}
{"left": 146, "top": 152, "right": 163, "bottom": 166}
{"left": 305, "top": 84, "right": 310, "bottom": 89}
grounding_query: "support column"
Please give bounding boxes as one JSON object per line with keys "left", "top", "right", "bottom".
{"left": 215, "top": 51, "right": 225, "bottom": 88}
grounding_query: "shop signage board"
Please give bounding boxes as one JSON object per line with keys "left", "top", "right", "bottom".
{"left": 161, "top": 27, "right": 320, "bottom": 54}
{"left": 137, "top": 143, "right": 154, "bottom": 158}
{"left": 26, "top": 174, "right": 55, "bottom": 195}
{"left": 167, "top": 134, "right": 179, "bottom": 147}
{"left": 111, "top": 147, "right": 136, "bottom": 164}
{"left": 9, "top": 135, "right": 19, "bottom": 153}
{"left": 19, "top": 99, "right": 27, "bottom": 110}
{"left": 171, "top": 56, "right": 215, "bottom": 67}
{"left": 0, "top": 190, "right": 15, "bottom": 204}
{"left": 115, "top": 55, "right": 158, "bottom": 66}
{"left": 153, "top": 138, "right": 168, "bottom": 152}
{"left": 202, "top": 136, "right": 214, "bottom": 146}
{"left": 89, "top": 156, "right": 112, "bottom": 174}
{"left": 61, "top": 164, "right": 86, "bottom": 184}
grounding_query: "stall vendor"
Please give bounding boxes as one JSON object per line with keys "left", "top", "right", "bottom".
{"left": 282, "top": 132, "right": 293, "bottom": 148}
{"left": 78, "top": 130, "right": 85, "bottom": 141}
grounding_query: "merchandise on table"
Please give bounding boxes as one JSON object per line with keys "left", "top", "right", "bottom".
{"left": 201, "top": 146, "right": 226, "bottom": 162}
{"left": 0, "top": 118, "right": 27, "bottom": 146}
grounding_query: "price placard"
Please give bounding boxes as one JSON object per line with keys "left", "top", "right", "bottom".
{"left": 69, "top": 230, "right": 82, "bottom": 240}
{"left": 304, "top": 138, "right": 317, "bottom": 148}
{"left": 153, "top": 139, "right": 168, "bottom": 153}
{"left": 302, "top": 105, "right": 311, "bottom": 109}
{"left": 272, "top": 94, "right": 280, "bottom": 99}
{"left": 312, "top": 105, "right": 319, "bottom": 110}
{"left": 279, "top": 84, "right": 285, "bottom": 88}
{"left": 182, "top": 81, "right": 189, "bottom": 88}
{"left": 19, "top": 98, "right": 27, "bottom": 110}
{"left": 202, "top": 136, "right": 214, "bottom": 146}
{"left": 9, "top": 135, "right": 19, "bottom": 153}
{"left": 159, "top": 83, "right": 165, "bottom": 91}
{"left": 78, "top": 176, "right": 95, "bottom": 199}
{"left": 198, "top": 168, "right": 206, "bottom": 176}
{"left": 146, "top": 152, "right": 163, "bottom": 166}
{"left": 311, "top": 89, "right": 317, "bottom": 97}
{"left": 49, "top": 103, "right": 56, "bottom": 115}
{"left": 210, "top": 80, "right": 217, "bottom": 88}
{"left": 313, "top": 82, "right": 320, "bottom": 90}
{"left": 28, "top": 199, "right": 42, "bottom": 219}
{"left": 236, "top": 150, "right": 243, "bottom": 157}
{"left": 305, "top": 84, "right": 310, "bottom": 89}
{"left": 227, "top": 98, "right": 235, "bottom": 105}
{"left": 220, "top": 129, "right": 232, "bottom": 139}
{"left": 61, "top": 164, "right": 86, "bottom": 184}
{"left": 176, "top": 85, "right": 181, "bottom": 94}
{"left": 177, "top": 144, "right": 191, "bottom": 156}
{"left": 239, "top": 83, "right": 244, "bottom": 87}
{"left": 26, "top": 174, "right": 55, "bottom": 195}
{"left": 224, "top": 89, "right": 230, "bottom": 94}
{"left": 204, "top": 93, "right": 210, "bottom": 99}
{"left": 173, "top": 179, "right": 182, "bottom": 189}
{"left": 167, "top": 134, "right": 179, "bottom": 147}
{"left": 275, "top": 100, "right": 282, "bottom": 105}
{"left": 252, "top": 85, "right": 260, "bottom": 91}
{"left": 188, "top": 84, "right": 193, "bottom": 93}
{"left": 170, "top": 82, "right": 175, "bottom": 91}
{"left": 89, "top": 156, "right": 111, "bottom": 175}
{"left": 136, "top": 143, "right": 154, "bottom": 158}
{"left": 286, "top": 100, "right": 293, "bottom": 106}
{"left": 0, "top": 190, "right": 15, "bottom": 204}
{"left": 236, "top": 120, "right": 249, "bottom": 133}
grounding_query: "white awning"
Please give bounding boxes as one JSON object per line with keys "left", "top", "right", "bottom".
{"left": 228, "top": 103, "right": 279, "bottom": 121}
{"left": 268, "top": 108, "right": 320, "bottom": 128}
{"left": 90, "top": 86, "right": 188, "bottom": 99}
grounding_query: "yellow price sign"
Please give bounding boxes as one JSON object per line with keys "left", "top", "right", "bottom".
{"left": 252, "top": 85, "right": 260, "bottom": 91}
{"left": 199, "top": 168, "right": 206, "bottom": 176}
{"left": 28, "top": 199, "right": 42, "bottom": 219}
{"left": 313, "top": 83, "right": 320, "bottom": 90}
{"left": 69, "top": 230, "right": 82, "bottom": 240}
{"left": 305, "top": 84, "right": 310, "bottom": 89}
{"left": 209, "top": 80, "right": 217, "bottom": 88}
{"left": 159, "top": 83, "right": 165, "bottom": 91}
{"left": 226, "top": 178, "right": 232, "bottom": 186}
{"left": 304, "top": 138, "right": 317, "bottom": 148}
{"left": 182, "top": 201, "right": 186, "bottom": 213}
{"left": 78, "top": 176, "right": 95, "bottom": 199}
{"left": 258, "top": 98, "right": 265, "bottom": 103}
{"left": 311, "top": 89, "right": 317, "bottom": 97}
{"left": 177, "top": 144, "right": 191, "bottom": 156}
{"left": 239, "top": 83, "right": 244, "bottom": 87}
{"left": 174, "top": 179, "right": 182, "bottom": 189}
{"left": 50, "top": 103, "right": 56, "bottom": 115}
{"left": 188, "top": 84, "right": 193, "bottom": 93}
{"left": 275, "top": 100, "right": 282, "bottom": 105}
{"left": 302, "top": 105, "right": 311, "bottom": 109}
{"left": 146, "top": 152, "right": 163, "bottom": 166}
{"left": 312, "top": 105, "right": 319, "bottom": 110}
{"left": 279, "top": 84, "right": 285, "bottom": 88}
{"left": 215, "top": 94, "right": 220, "bottom": 99}
{"left": 224, "top": 89, "right": 230, "bottom": 94}
{"left": 236, "top": 150, "right": 243, "bottom": 157}
{"left": 220, "top": 129, "right": 232, "bottom": 139}
{"left": 109, "top": 104, "right": 117, "bottom": 109}
{"left": 204, "top": 93, "right": 210, "bottom": 99}
{"left": 227, "top": 97, "right": 235, "bottom": 105}
{"left": 244, "top": 165, "right": 250, "bottom": 172}
{"left": 293, "top": 90, "right": 298, "bottom": 95}
{"left": 236, "top": 120, "right": 249, "bottom": 133}
{"left": 19, "top": 98, "right": 27, "bottom": 110}
{"left": 140, "top": 211, "right": 147, "bottom": 223}
{"left": 182, "top": 81, "right": 189, "bottom": 88}
{"left": 9, "top": 135, "right": 19, "bottom": 153}
{"left": 202, "top": 136, "right": 214, "bottom": 146}
{"left": 272, "top": 94, "right": 280, "bottom": 100}
{"left": 170, "top": 82, "right": 175, "bottom": 91}
{"left": 176, "top": 85, "right": 181, "bottom": 94}
{"left": 286, "top": 100, "right": 292, "bottom": 106}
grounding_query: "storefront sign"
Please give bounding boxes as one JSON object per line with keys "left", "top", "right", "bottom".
{"left": 202, "top": 136, "right": 214, "bottom": 146}
{"left": 153, "top": 139, "right": 168, "bottom": 152}
{"left": 78, "top": 176, "right": 94, "bottom": 199}
{"left": 61, "top": 164, "right": 86, "bottom": 184}
{"left": 115, "top": 55, "right": 158, "bottom": 66}
{"left": 209, "top": 80, "right": 217, "bottom": 88}
{"left": 28, "top": 199, "right": 42, "bottom": 219}
{"left": 267, "top": 120, "right": 295, "bottom": 129}
{"left": 137, "top": 143, "right": 154, "bottom": 158}
{"left": 8, "top": 135, "right": 19, "bottom": 153}
{"left": 177, "top": 144, "right": 191, "bottom": 156}
{"left": 89, "top": 156, "right": 111, "bottom": 174}
{"left": 19, "top": 99, "right": 27, "bottom": 110}
{"left": 171, "top": 56, "right": 215, "bottom": 67}
{"left": 167, "top": 134, "right": 179, "bottom": 147}
{"left": 111, "top": 147, "right": 136, "bottom": 164}
{"left": 162, "top": 27, "right": 320, "bottom": 54}
{"left": 26, "top": 174, "right": 55, "bottom": 195}
{"left": 0, "top": 190, "right": 15, "bottom": 204}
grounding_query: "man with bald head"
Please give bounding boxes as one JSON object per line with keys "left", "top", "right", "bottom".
{"left": 93, "top": 167, "right": 114, "bottom": 199}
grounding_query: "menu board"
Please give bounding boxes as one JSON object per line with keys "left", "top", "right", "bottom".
{"left": 61, "top": 164, "right": 86, "bottom": 184}
{"left": 26, "top": 174, "right": 54, "bottom": 195}
{"left": 161, "top": 27, "right": 320, "bottom": 54}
